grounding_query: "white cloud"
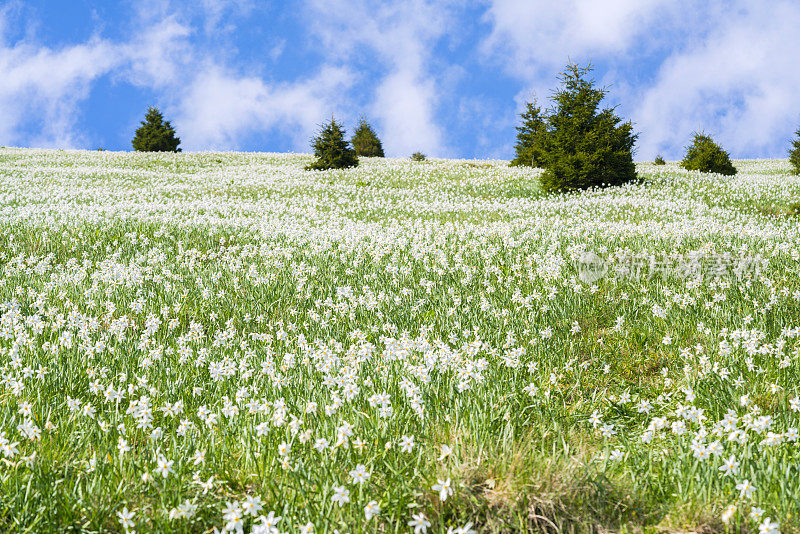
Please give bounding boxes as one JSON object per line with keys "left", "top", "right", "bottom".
{"left": 268, "top": 39, "right": 285, "bottom": 62}
{"left": 483, "top": 0, "right": 800, "bottom": 160}
{"left": 634, "top": 2, "right": 800, "bottom": 159}
{"left": 0, "top": 1, "right": 352, "bottom": 151}
{"left": 371, "top": 70, "right": 441, "bottom": 156}
{"left": 0, "top": 38, "right": 122, "bottom": 147}
{"left": 304, "top": 0, "right": 450, "bottom": 156}
{"left": 3, "top": 0, "right": 798, "bottom": 160}
{"left": 0, "top": 0, "right": 192, "bottom": 148}
{"left": 119, "top": 11, "right": 193, "bottom": 89}
{"left": 175, "top": 64, "right": 353, "bottom": 151}
{"left": 482, "top": 0, "right": 672, "bottom": 77}
{"left": 197, "top": 0, "right": 255, "bottom": 34}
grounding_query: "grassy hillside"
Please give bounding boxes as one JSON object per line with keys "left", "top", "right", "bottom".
{"left": 0, "top": 149, "right": 799, "bottom": 533}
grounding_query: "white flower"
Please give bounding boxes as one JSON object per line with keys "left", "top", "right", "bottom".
{"left": 432, "top": 478, "right": 453, "bottom": 502}
{"left": 197, "top": 475, "right": 215, "bottom": 494}
{"left": 719, "top": 455, "right": 740, "bottom": 477}
{"left": 589, "top": 410, "right": 602, "bottom": 428}
{"left": 399, "top": 435, "right": 415, "bottom": 452}
{"left": 671, "top": 420, "right": 687, "bottom": 435}
{"left": 241, "top": 495, "right": 264, "bottom": 517}
{"left": 277, "top": 441, "right": 290, "bottom": 456}
{"left": 736, "top": 479, "right": 756, "bottom": 499}
{"left": 222, "top": 501, "right": 244, "bottom": 533}
{"left": 191, "top": 450, "right": 206, "bottom": 465}
{"left": 117, "top": 507, "right": 135, "bottom": 530}
{"left": 154, "top": 456, "right": 174, "bottom": 478}
{"left": 349, "top": 464, "right": 370, "bottom": 484}
{"left": 599, "top": 423, "right": 616, "bottom": 437}
{"left": 759, "top": 517, "right": 780, "bottom": 534}
{"left": 251, "top": 511, "right": 281, "bottom": 534}
{"left": 438, "top": 444, "right": 453, "bottom": 461}
{"left": 721, "top": 504, "right": 736, "bottom": 524}
{"left": 364, "top": 500, "right": 380, "bottom": 520}
{"left": 408, "top": 513, "right": 431, "bottom": 534}
{"left": 691, "top": 441, "right": 710, "bottom": 461}
{"left": 170, "top": 500, "right": 197, "bottom": 520}
{"left": 447, "top": 522, "right": 476, "bottom": 534}
{"left": 331, "top": 485, "right": 350, "bottom": 507}
{"left": 706, "top": 440, "right": 723, "bottom": 456}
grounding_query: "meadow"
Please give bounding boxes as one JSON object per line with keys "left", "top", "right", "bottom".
{"left": 0, "top": 148, "right": 799, "bottom": 533}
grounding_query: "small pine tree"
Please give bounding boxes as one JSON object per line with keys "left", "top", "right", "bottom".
{"left": 305, "top": 118, "right": 358, "bottom": 170}
{"left": 654, "top": 155, "right": 666, "bottom": 165}
{"left": 351, "top": 117, "right": 384, "bottom": 157}
{"left": 510, "top": 98, "right": 548, "bottom": 167}
{"left": 789, "top": 127, "right": 800, "bottom": 175}
{"left": 411, "top": 152, "right": 426, "bottom": 161}
{"left": 681, "top": 132, "right": 737, "bottom": 176}
{"left": 539, "top": 62, "right": 638, "bottom": 193}
{"left": 132, "top": 107, "right": 181, "bottom": 152}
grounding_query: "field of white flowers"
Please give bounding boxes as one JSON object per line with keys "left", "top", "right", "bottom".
{"left": 1, "top": 148, "right": 799, "bottom": 533}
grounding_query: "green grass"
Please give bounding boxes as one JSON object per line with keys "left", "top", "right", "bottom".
{"left": 0, "top": 148, "right": 798, "bottom": 533}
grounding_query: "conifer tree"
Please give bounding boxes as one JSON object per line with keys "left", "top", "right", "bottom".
{"left": 305, "top": 118, "right": 358, "bottom": 170}
{"left": 132, "top": 107, "right": 181, "bottom": 152}
{"left": 351, "top": 117, "right": 385, "bottom": 157}
{"left": 681, "top": 132, "right": 737, "bottom": 176}
{"left": 539, "top": 62, "right": 638, "bottom": 192}
{"left": 789, "top": 127, "right": 800, "bottom": 175}
{"left": 510, "top": 98, "right": 548, "bottom": 167}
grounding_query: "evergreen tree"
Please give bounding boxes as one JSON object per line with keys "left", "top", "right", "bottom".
{"left": 132, "top": 107, "right": 181, "bottom": 152}
{"left": 789, "top": 127, "right": 800, "bottom": 175}
{"left": 539, "top": 62, "right": 638, "bottom": 193}
{"left": 654, "top": 155, "right": 666, "bottom": 165}
{"left": 681, "top": 132, "right": 737, "bottom": 176}
{"left": 510, "top": 98, "right": 548, "bottom": 167}
{"left": 351, "top": 117, "right": 385, "bottom": 157}
{"left": 305, "top": 118, "right": 358, "bottom": 170}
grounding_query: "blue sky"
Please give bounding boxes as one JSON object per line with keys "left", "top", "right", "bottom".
{"left": 2, "top": 0, "right": 799, "bottom": 160}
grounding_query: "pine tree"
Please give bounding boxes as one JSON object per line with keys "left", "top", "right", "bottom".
{"left": 539, "top": 62, "right": 638, "bottom": 193}
{"left": 681, "top": 132, "right": 737, "bottom": 176}
{"left": 789, "top": 127, "right": 800, "bottom": 175}
{"left": 510, "top": 98, "right": 548, "bottom": 167}
{"left": 305, "top": 118, "right": 358, "bottom": 170}
{"left": 351, "top": 117, "right": 385, "bottom": 157}
{"left": 132, "top": 107, "right": 181, "bottom": 152}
